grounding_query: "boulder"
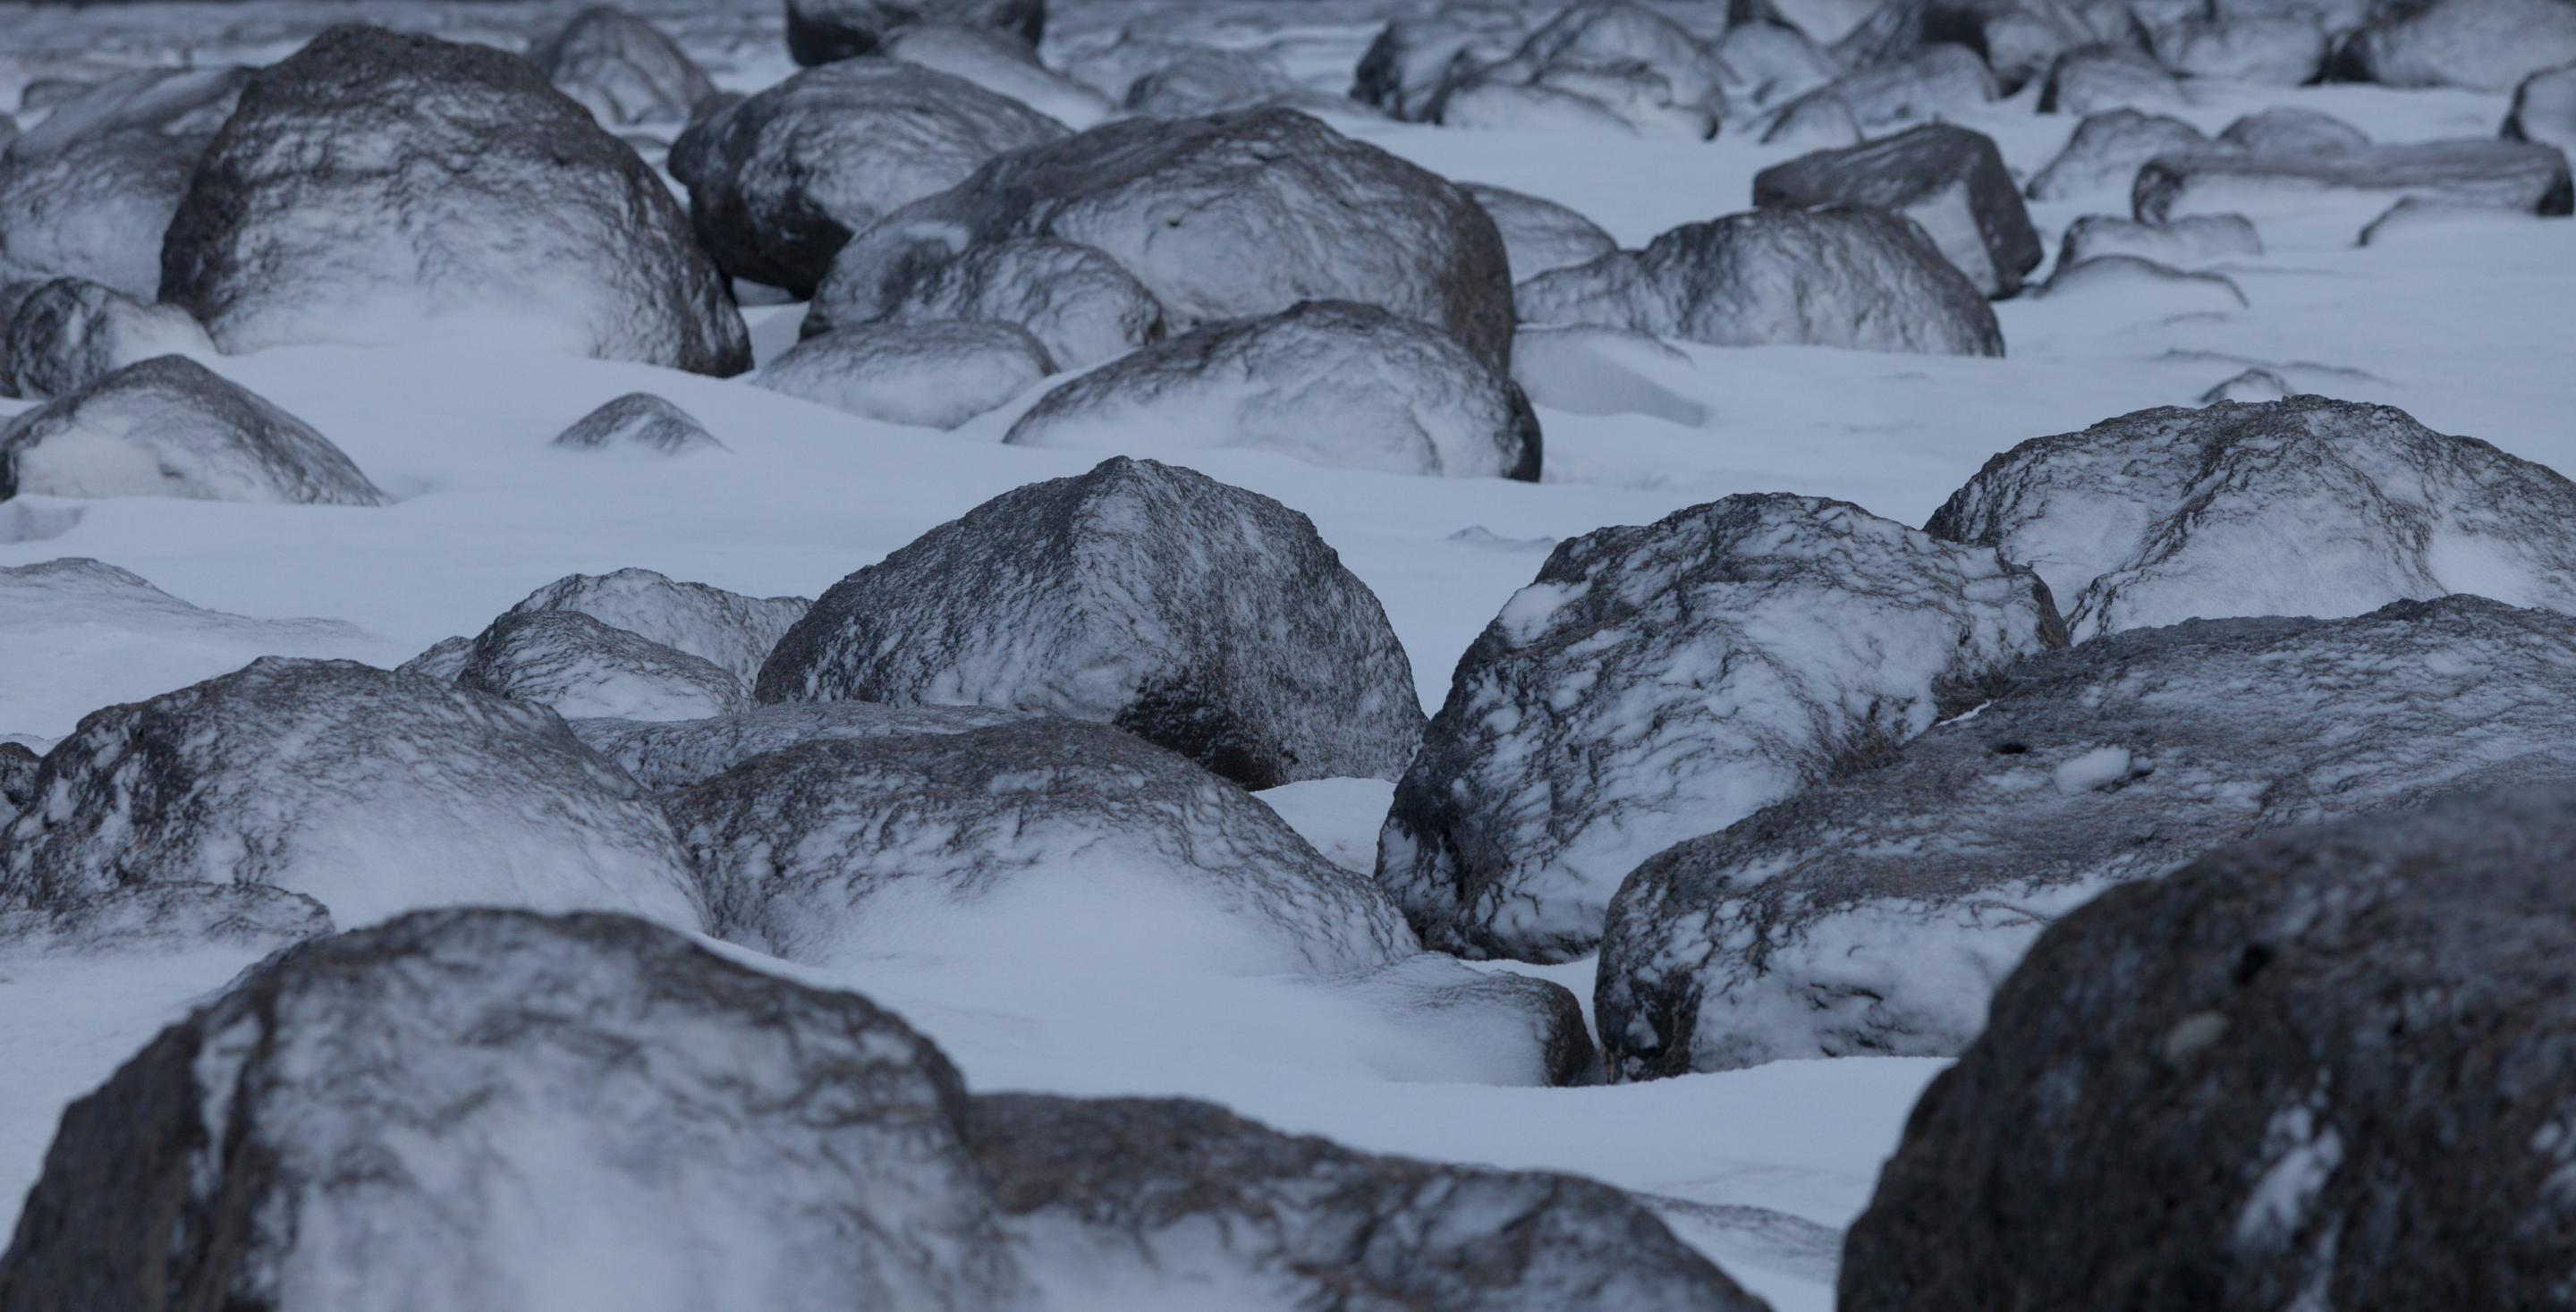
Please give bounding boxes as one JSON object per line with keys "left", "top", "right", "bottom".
{"left": 0, "top": 657, "right": 704, "bottom": 931}
{"left": 1758, "top": 89, "right": 1863, "bottom": 145}
{"left": 1002, "top": 300, "right": 1541, "bottom": 479}
{"left": 2217, "top": 105, "right": 2369, "bottom": 154}
{"left": 885, "top": 23, "right": 1114, "bottom": 129}
{"left": 2059, "top": 212, "right": 2264, "bottom": 266}
{"left": 1926, "top": 396, "right": 2576, "bottom": 639}
{"left": 159, "top": 26, "right": 750, "bottom": 375}
{"left": 529, "top": 5, "right": 717, "bottom": 126}
{"left": 4, "top": 64, "right": 248, "bottom": 160}
{"left": 811, "top": 108, "right": 1518, "bottom": 374}
{"left": 665, "top": 58, "right": 1066, "bottom": 297}
{"left": 1839, "top": 783, "right": 2576, "bottom": 1310}
{"left": 2026, "top": 108, "right": 2209, "bottom": 202}
{"left": 1430, "top": 0, "right": 1730, "bottom": 137}
{"left": 1597, "top": 597, "right": 2576, "bottom": 1078}
{"left": 1753, "top": 124, "right": 2043, "bottom": 297}
{"left": 786, "top": 0, "right": 1043, "bottom": 65}
{"left": 2335, "top": 0, "right": 2576, "bottom": 91}
{"left": 757, "top": 456, "right": 1425, "bottom": 790}
{"left": 1464, "top": 183, "right": 1622, "bottom": 280}
{"left": 0, "top": 275, "right": 211, "bottom": 400}
{"left": 1516, "top": 205, "right": 2005, "bottom": 356}
{"left": 2037, "top": 42, "right": 2187, "bottom": 115}
{"left": 0, "top": 128, "right": 197, "bottom": 298}
{"left": 1351, "top": 4, "right": 1537, "bottom": 119}
{"left": 2037, "top": 253, "right": 2250, "bottom": 312}
{"left": 2, "top": 355, "right": 385, "bottom": 506}
{"left": 1379, "top": 493, "right": 2067, "bottom": 962}
{"left": 2148, "top": 13, "right": 2329, "bottom": 83}
{"left": 0, "top": 740, "right": 36, "bottom": 818}
{"left": 1122, "top": 47, "right": 1351, "bottom": 119}
{"left": 756, "top": 320, "right": 1054, "bottom": 429}
{"left": 550, "top": 392, "right": 725, "bottom": 455}
{"left": 572, "top": 701, "right": 1027, "bottom": 789}
{"left": 1436, "top": 80, "right": 1649, "bottom": 133}
{"left": 2134, "top": 140, "right": 2575, "bottom": 223}
{"left": 453, "top": 611, "right": 752, "bottom": 723}
{"left": 2506, "top": 61, "right": 2576, "bottom": 154}
{"left": 1763, "top": 43, "right": 2000, "bottom": 134}
{"left": 1712, "top": 21, "right": 1841, "bottom": 111}
{"left": 809, "top": 236, "right": 1164, "bottom": 369}
{"left": 502, "top": 567, "right": 809, "bottom": 684}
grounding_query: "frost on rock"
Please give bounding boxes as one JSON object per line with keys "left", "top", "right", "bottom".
{"left": 0, "top": 127, "right": 199, "bottom": 298}
{"left": 2026, "top": 109, "right": 2209, "bottom": 203}
{"left": 786, "top": 0, "right": 1042, "bottom": 66}
{"left": 1753, "top": 123, "right": 2043, "bottom": 298}
{"left": 885, "top": 25, "right": 1113, "bottom": 131}
{"left": 1462, "top": 182, "right": 1623, "bottom": 281}
{"left": 670, "top": 718, "right": 1416, "bottom": 974}
{"left": 0, "top": 657, "right": 704, "bottom": 932}
{"left": 2037, "top": 44, "right": 2186, "bottom": 117}
{"left": 1002, "top": 300, "right": 1542, "bottom": 480}
{"left": 529, "top": 5, "right": 717, "bottom": 127}
{"left": 1, "top": 355, "right": 386, "bottom": 506}
{"left": 573, "top": 701, "right": 1028, "bottom": 789}
{"left": 665, "top": 59, "right": 1066, "bottom": 298}
{"left": 811, "top": 107, "right": 1518, "bottom": 373}
{"left": 2506, "top": 62, "right": 2576, "bottom": 156}
{"left": 757, "top": 320, "right": 1054, "bottom": 429}
{"left": 158, "top": 26, "right": 751, "bottom": 376}
{"left": 1839, "top": 783, "right": 2576, "bottom": 1310}
{"left": 2059, "top": 213, "right": 2264, "bottom": 267}
{"left": 1926, "top": 396, "right": 2576, "bottom": 639}
{"left": 757, "top": 456, "right": 1425, "bottom": 790}
{"left": 1380, "top": 493, "right": 2067, "bottom": 962}
{"left": 1515, "top": 205, "right": 2005, "bottom": 357}
{"left": 1597, "top": 597, "right": 2576, "bottom": 1079}
{"left": 2133, "top": 140, "right": 2575, "bottom": 223}
{"left": 2218, "top": 105, "right": 2370, "bottom": 156}
{"left": 455, "top": 611, "right": 752, "bottom": 724}
{"left": 809, "top": 236, "right": 1164, "bottom": 370}
{"left": 2149, "top": 13, "right": 2329, "bottom": 84}
{"left": 551, "top": 392, "right": 726, "bottom": 455}
{"left": 501, "top": 567, "right": 810, "bottom": 685}
{"left": 1428, "top": 0, "right": 1731, "bottom": 138}
{"left": 2334, "top": 0, "right": 2576, "bottom": 91}
{"left": 1, "top": 275, "right": 213, "bottom": 401}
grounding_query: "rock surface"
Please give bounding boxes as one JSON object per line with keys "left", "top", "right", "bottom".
{"left": 756, "top": 320, "right": 1054, "bottom": 429}
{"left": 2335, "top": 0, "right": 2576, "bottom": 91}
{"left": 530, "top": 5, "right": 716, "bottom": 126}
{"left": 757, "top": 456, "right": 1425, "bottom": 790}
{"left": 1, "top": 276, "right": 213, "bottom": 400}
{"left": 0, "top": 127, "right": 198, "bottom": 298}
{"left": 2026, "top": 108, "right": 2209, "bottom": 202}
{"left": 2217, "top": 105, "right": 2369, "bottom": 155}
{"left": 1430, "top": 0, "right": 1730, "bottom": 138}
{"left": 550, "top": 392, "right": 725, "bottom": 455}
{"left": 573, "top": 701, "right": 1028, "bottom": 789}
{"left": 885, "top": 24, "right": 1114, "bottom": 130}
{"left": 2133, "top": 140, "right": 2575, "bottom": 223}
{"left": 786, "top": 0, "right": 1043, "bottom": 65}
{"left": 2059, "top": 212, "right": 2265, "bottom": 267}
{"left": 2, "top": 355, "right": 385, "bottom": 506}
{"left": 503, "top": 567, "right": 809, "bottom": 685}
{"left": 1753, "top": 123, "right": 2044, "bottom": 297}
{"left": 159, "top": 25, "right": 750, "bottom": 375}
{"left": 454, "top": 611, "right": 752, "bottom": 723}
{"left": 1462, "top": 182, "right": 1622, "bottom": 280}
{"left": 2150, "top": 13, "right": 2329, "bottom": 83}
{"left": 1379, "top": 493, "right": 2067, "bottom": 961}
{"left": 812, "top": 236, "right": 1164, "bottom": 370}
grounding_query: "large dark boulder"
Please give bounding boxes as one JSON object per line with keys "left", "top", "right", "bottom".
{"left": 159, "top": 25, "right": 750, "bottom": 376}
{"left": 529, "top": 5, "right": 717, "bottom": 126}
{"left": 2133, "top": 140, "right": 2574, "bottom": 224}
{"left": 786, "top": 0, "right": 1044, "bottom": 66}
{"left": 665, "top": 58, "right": 1065, "bottom": 298}
{"left": 757, "top": 456, "right": 1425, "bottom": 790}
{"left": 1925, "top": 396, "right": 2576, "bottom": 639}
{"left": 2, "top": 356, "right": 384, "bottom": 506}
{"left": 1003, "top": 300, "right": 1542, "bottom": 479}
{"left": 2334, "top": 0, "right": 2576, "bottom": 91}
{"left": 1380, "top": 493, "right": 2067, "bottom": 962}
{"left": 1753, "top": 123, "right": 2043, "bottom": 297}
{"left": 810, "top": 107, "right": 1518, "bottom": 374}
{"left": 1, "top": 275, "right": 213, "bottom": 400}
{"left": 1516, "top": 205, "right": 2005, "bottom": 356}
{"left": 1597, "top": 597, "right": 2576, "bottom": 1079}
{"left": 1839, "top": 783, "right": 2576, "bottom": 1310}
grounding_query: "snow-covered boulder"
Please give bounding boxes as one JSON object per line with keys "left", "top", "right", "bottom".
{"left": 1462, "top": 183, "right": 1620, "bottom": 280}
{"left": 2037, "top": 253, "right": 2249, "bottom": 312}
{"left": 573, "top": 701, "right": 1027, "bottom": 789}
{"left": 1, "top": 355, "right": 385, "bottom": 506}
{"left": 1, "top": 276, "right": 211, "bottom": 400}
{"left": 529, "top": 5, "right": 716, "bottom": 127}
{"left": 812, "top": 108, "right": 1518, "bottom": 373}
{"left": 454, "top": 611, "right": 751, "bottom": 723}
{"left": 757, "top": 320, "right": 1054, "bottom": 429}
{"left": 757, "top": 456, "right": 1425, "bottom": 790}
{"left": 1003, "top": 300, "right": 1541, "bottom": 479}
{"left": 2036, "top": 44, "right": 2185, "bottom": 116}
{"left": 1597, "top": 597, "right": 2576, "bottom": 1078}
{"left": 159, "top": 26, "right": 750, "bottom": 376}
{"left": 2506, "top": 61, "right": 2576, "bottom": 154}
{"left": 2059, "top": 212, "right": 2264, "bottom": 267}
{"left": 2135, "top": 140, "right": 2576, "bottom": 223}
{"left": 551, "top": 392, "right": 725, "bottom": 455}
{"left": 1926, "top": 396, "right": 2576, "bottom": 639}
{"left": 1840, "top": 783, "right": 2576, "bottom": 1310}
{"left": 885, "top": 23, "right": 1114, "bottom": 129}
{"left": 1712, "top": 21, "right": 1842, "bottom": 112}
{"left": 1753, "top": 124, "right": 2043, "bottom": 297}
{"left": 1764, "top": 44, "right": 2000, "bottom": 134}
{"left": 1516, "top": 206, "right": 2005, "bottom": 356}
{"left": 504, "top": 568, "right": 809, "bottom": 685}
{"left": 665, "top": 58, "right": 1066, "bottom": 298}
{"left": 2026, "top": 108, "right": 2208, "bottom": 202}
{"left": 1351, "top": 4, "right": 1535, "bottom": 119}
{"left": 2219, "top": 105, "right": 2369, "bottom": 154}
{"left": 1378, "top": 493, "right": 2067, "bottom": 962}
{"left": 0, "top": 740, "right": 37, "bottom": 818}
{"left": 0, "top": 657, "right": 704, "bottom": 931}
{"left": 6, "top": 64, "right": 245, "bottom": 157}
{"left": 0, "top": 127, "right": 196, "bottom": 298}
{"left": 787, "top": 0, "right": 1042, "bottom": 65}
{"left": 1121, "top": 47, "right": 1352, "bottom": 119}
{"left": 2334, "top": 0, "right": 2576, "bottom": 91}
{"left": 2149, "top": 13, "right": 2328, "bottom": 82}
{"left": 1429, "top": 0, "right": 1729, "bottom": 138}
{"left": 809, "top": 236, "right": 1164, "bottom": 369}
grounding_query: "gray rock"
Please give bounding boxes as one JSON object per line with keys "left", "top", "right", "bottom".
{"left": 1712, "top": 21, "right": 1841, "bottom": 111}
{"left": 666, "top": 58, "right": 1066, "bottom": 298}
{"left": 1759, "top": 84, "right": 1863, "bottom": 145}
{"left": 1436, "top": 79, "right": 1655, "bottom": 133}
{"left": 1597, "top": 597, "right": 2576, "bottom": 1079}
{"left": 2149, "top": 13, "right": 2329, "bottom": 83}
{"left": 0, "top": 127, "right": 196, "bottom": 298}
{"left": 0, "top": 657, "right": 704, "bottom": 931}
{"left": 1123, "top": 47, "right": 1343, "bottom": 119}
{"left": 1765, "top": 43, "right": 2000, "bottom": 133}
{"left": 2, "top": 355, "right": 385, "bottom": 506}
{"left": 159, "top": 26, "right": 750, "bottom": 376}
{"left": 1379, "top": 492, "right": 2067, "bottom": 962}
{"left": 2505, "top": 60, "right": 2576, "bottom": 155}
{"left": 1003, "top": 300, "right": 1541, "bottom": 479}
{"left": 2134, "top": 140, "right": 2574, "bottom": 222}
{"left": 504, "top": 567, "right": 809, "bottom": 684}
{"left": 2037, "top": 42, "right": 2187, "bottom": 115}
{"left": 454, "top": 611, "right": 751, "bottom": 723}
{"left": 1352, "top": 4, "right": 1537, "bottom": 119}
{"left": 3, "top": 64, "right": 248, "bottom": 161}
{"left": 0, "top": 881, "right": 332, "bottom": 957}
{"left": 1464, "top": 182, "right": 1622, "bottom": 280}
{"left": 2218, "top": 105, "right": 2369, "bottom": 154}
{"left": 2059, "top": 212, "right": 2265, "bottom": 267}
{"left": 2026, "top": 107, "right": 2208, "bottom": 202}
{"left": 812, "top": 108, "right": 1518, "bottom": 374}
{"left": 397, "top": 633, "right": 476, "bottom": 681}
{"left": 1839, "top": 783, "right": 2576, "bottom": 1310}
{"left": 0, "top": 739, "right": 35, "bottom": 818}
{"left": 572, "top": 700, "right": 1028, "bottom": 789}
{"left": 551, "top": 392, "right": 725, "bottom": 455}
{"left": 2335, "top": 0, "right": 2576, "bottom": 91}
{"left": 1516, "top": 204, "right": 2005, "bottom": 356}
{"left": 885, "top": 23, "right": 1114, "bottom": 129}
{"left": 1, "top": 275, "right": 212, "bottom": 400}
{"left": 2038, "top": 253, "right": 2250, "bottom": 311}
{"left": 787, "top": 0, "right": 1043, "bottom": 65}
{"left": 1431, "top": 0, "right": 1730, "bottom": 138}
{"left": 809, "top": 236, "right": 1164, "bottom": 369}
{"left": 1926, "top": 396, "right": 2576, "bottom": 639}
{"left": 756, "top": 320, "right": 1054, "bottom": 429}
{"left": 530, "top": 5, "right": 716, "bottom": 126}
{"left": 1928, "top": 0, "right": 2130, "bottom": 93}
{"left": 757, "top": 456, "right": 1425, "bottom": 790}
{"left": 1754, "top": 123, "right": 2043, "bottom": 297}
